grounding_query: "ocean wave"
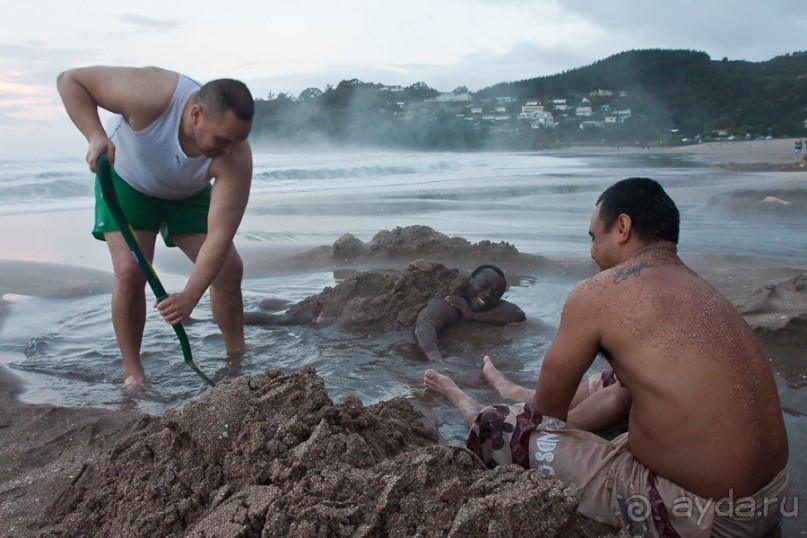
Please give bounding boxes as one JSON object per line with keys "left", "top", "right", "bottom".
{"left": 0, "top": 197, "right": 93, "bottom": 216}
{"left": 255, "top": 164, "right": 420, "bottom": 181}
{"left": 0, "top": 176, "right": 93, "bottom": 216}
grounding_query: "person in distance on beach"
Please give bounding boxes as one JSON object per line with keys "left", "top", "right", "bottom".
{"left": 240, "top": 263, "right": 526, "bottom": 361}
{"left": 424, "top": 177, "right": 788, "bottom": 536}
{"left": 57, "top": 66, "right": 254, "bottom": 388}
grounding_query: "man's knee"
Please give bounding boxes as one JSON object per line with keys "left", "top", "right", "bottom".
{"left": 114, "top": 259, "right": 147, "bottom": 291}
{"left": 213, "top": 249, "right": 243, "bottom": 291}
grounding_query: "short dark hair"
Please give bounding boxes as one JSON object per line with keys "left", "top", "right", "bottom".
{"left": 195, "top": 78, "right": 254, "bottom": 122}
{"left": 596, "top": 177, "right": 680, "bottom": 244}
{"left": 471, "top": 264, "right": 507, "bottom": 288}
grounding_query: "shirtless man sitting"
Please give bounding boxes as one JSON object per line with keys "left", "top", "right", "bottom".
{"left": 424, "top": 177, "right": 788, "bottom": 536}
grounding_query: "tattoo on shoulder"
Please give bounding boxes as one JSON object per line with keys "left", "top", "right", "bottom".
{"left": 613, "top": 261, "right": 654, "bottom": 283}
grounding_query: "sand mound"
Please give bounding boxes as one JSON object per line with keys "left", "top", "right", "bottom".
{"left": 331, "top": 225, "right": 521, "bottom": 262}
{"left": 41, "top": 367, "right": 616, "bottom": 537}
{"left": 366, "top": 226, "right": 520, "bottom": 260}
{"left": 287, "top": 259, "right": 468, "bottom": 331}
{"left": 735, "top": 271, "right": 807, "bottom": 332}
{"left": 0, "top": 260, "right": 113, "bottom": 298}
{"left": 706, "top": 188, "right": 807, "bottom": 216}
{"left": 265, "top": 225, "right": 531, "bottom": 272}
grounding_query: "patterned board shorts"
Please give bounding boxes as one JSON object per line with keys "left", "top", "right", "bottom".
{"left": 464, "top": 369, "right": 787, "bottom": 537}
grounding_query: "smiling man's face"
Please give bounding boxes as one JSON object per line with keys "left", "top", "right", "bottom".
{"left": 464, "top": 268, "right": 506, "bottom": 312}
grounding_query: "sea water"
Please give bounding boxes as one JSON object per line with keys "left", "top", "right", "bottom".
{"left": 1, "top": 150, "right": 805, "bottom": 433}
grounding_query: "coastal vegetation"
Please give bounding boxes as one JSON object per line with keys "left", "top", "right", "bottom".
{"left": 251, "top": 49, "right": 807, "bottom": 150}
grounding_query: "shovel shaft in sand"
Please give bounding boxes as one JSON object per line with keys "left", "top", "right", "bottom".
{"left": 96, "top": 154, "right": 215, "bottom": 387}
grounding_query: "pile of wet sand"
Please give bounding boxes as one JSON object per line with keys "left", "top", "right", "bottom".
{"left": 27, "top": 367, "right": 615, "bottom": 537}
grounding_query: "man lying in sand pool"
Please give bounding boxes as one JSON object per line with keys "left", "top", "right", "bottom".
{"left": 424, "top": 178, "right": 788, "bottom": 536}
{"left": 239, "top": 262, "right": 525, "bottom": 361}
{"left": 413, "top": 264, "right": 525, "bottom": 361}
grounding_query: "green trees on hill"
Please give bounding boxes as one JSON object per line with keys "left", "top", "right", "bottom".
{"left": 252, "top": 49, "right": 807, "bottom": 150}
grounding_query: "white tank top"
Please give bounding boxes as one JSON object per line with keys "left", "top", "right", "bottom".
{"left": 105, "top": 74, "right": 212, "bottom": 199}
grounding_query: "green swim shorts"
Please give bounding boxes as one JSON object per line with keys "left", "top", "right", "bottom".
{"left": 92, "top": 167, "right": 211, "bottom": 247}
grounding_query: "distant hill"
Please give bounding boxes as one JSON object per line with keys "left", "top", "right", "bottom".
{"left": 476, "top": 49, "right": 807, "bottom": 138}
{"left": 252, "top": 49, "right": 807, "bottom": 150}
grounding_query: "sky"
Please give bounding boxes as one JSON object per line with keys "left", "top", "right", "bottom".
{"left": 1, "top": 0, "right": 805, "bottom": 160}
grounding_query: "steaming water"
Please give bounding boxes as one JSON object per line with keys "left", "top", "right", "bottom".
{"left": 1, "top": 150, "right": 806, "bottom": 449}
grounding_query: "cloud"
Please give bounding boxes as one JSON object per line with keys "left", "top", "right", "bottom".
{"left": 118, "top": 14, "right": 182, "bottom": 30}
{"left": 559, "top": 1, "right": 807, "bottom": 61}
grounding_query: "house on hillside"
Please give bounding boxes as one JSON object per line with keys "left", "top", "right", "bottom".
{"left": 575, "top": 106, "right": 593, "bottom": 117}
{"left": 580, "top": 120, "right": 605, "bottom": 129}
{"left": 552, "top": 99, "right": 568, "bottom": 111}
{"left": 530, "top": 111, "right": 556, "bottom": 128}
{"left": 521, "top": 101, "right": 543, "bottom": 113}
{"left": 518, "top": 101, "right": 544, "bottom": 119}
{"left": 615, "top": 109, "right": 632, "bottom": 122}
{"left": 427, "top": 92, "right": 471, "bottom": 103}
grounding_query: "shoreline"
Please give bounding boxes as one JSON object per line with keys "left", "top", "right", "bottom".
{"left": 552, "top": 138, "right": 807, "bottom": 170}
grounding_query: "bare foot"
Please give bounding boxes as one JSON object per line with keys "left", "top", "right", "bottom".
{"left": 423, "top": 369, "right": 484, "bottom": 426}
{"left": 481, "top": 355, "right": 534, "bottom": 402}
{"left": 123, "top": 373, "right": 145, "bottom": 397}
{"left": 481, "top": 356, "right": 508, "bottom": 391}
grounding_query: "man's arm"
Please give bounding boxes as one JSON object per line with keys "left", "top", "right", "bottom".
{"left": 157, "top": 142, "right": 253, "bottom": 324}
{"left": 56, "top": 66, "right": 178, "bottom": 171}
{"left": 445, "top": 297, "right": 525, "bottom": 325}
{"left": 415, "top": 299, "right": 461, "bottom": 361}
{"left": 532, "top": 282, "right": 602, "bottom": 421}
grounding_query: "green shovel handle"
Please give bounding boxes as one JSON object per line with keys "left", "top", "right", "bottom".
{"left": 97, "top": 154, "right": 214, "bottom": 387}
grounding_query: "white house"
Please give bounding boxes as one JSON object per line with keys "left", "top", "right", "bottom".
{"left": 530, "top": 111, "right": 556, "bottom": 128}
{"left": 579, "top": 120, "right": 605, "bottom": 129}
{"left": 427, "top": 92, "right": 471, "bottom": 103}
{"left": 521, "top": 101, "right": 544, "bottom": 114}
{"left": 552, "top": 99, "right": 568, "bottom": 111}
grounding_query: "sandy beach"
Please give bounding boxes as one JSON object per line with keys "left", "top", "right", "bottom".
{"left": 0, "top": 140, "right": 805, "bottom": 536}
